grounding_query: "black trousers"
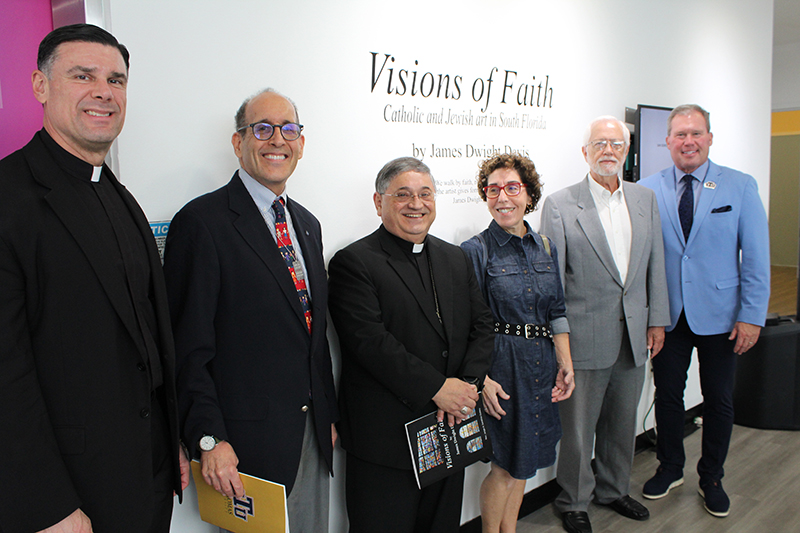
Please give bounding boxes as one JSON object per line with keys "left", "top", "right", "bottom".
{"left": 652, "top": 312, "right": 737, "bottom": 482}
{"left": 148, "top": 386, "right": 176, "bottom": 533}
{"left": 345, "top": 453, "right": 464, "bottom": 533}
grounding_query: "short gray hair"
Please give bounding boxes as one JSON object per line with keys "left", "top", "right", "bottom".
{"left": 375, "top": 157, "right": 435, "bottom": 194}
{"left": 234, "top": 88, "right": 300, "bottom": 132}
{"left": 582, "top": 115, "right": 631, "bottom": 146}
{"left": 667, "top": 104, "right": 710, "bottom": 136}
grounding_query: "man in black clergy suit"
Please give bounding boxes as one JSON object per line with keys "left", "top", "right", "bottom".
{"left": 328, "top": 157, "right": 494, "bottom": 532}
{"left": 0, "top": 24, "right": 189, "bottom": 533}
{"left": 163, "top": 89, "right": 338, "bottom": 532}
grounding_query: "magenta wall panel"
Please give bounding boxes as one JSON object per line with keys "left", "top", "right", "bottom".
{"left": 0, "top": 0, "right": 53, "bottom": 159}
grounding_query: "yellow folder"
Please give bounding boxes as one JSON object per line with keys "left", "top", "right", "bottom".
{"left": 191, "top": 460, "right": 288, "bottom": 533}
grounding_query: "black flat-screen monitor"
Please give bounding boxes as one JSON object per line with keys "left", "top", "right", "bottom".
{"left": 630, "top": 104, "right": 673, "bottom": 182}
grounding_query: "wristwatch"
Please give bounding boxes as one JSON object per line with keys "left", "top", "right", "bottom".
{"left": 461, "top": 376, "right": 482, "bottom": 391}
{"left": 199, "top": 434, "right": 220, "bottom": 452}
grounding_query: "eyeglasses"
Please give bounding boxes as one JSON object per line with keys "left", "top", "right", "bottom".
{"left": 382, "top": 190, "right": 435, "bottom": 203}
{"left": 483, "top": 183, "right": 526, "bottom": 199}
{"left": 237, "top": 122, "right": 304, "bottom": 141}
{"left": 588, "top": 140, "right": 626, "bottom": 152}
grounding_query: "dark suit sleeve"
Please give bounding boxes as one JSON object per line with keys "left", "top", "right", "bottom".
{"left": 0, "top": 237, "right": 81, "bottom": 531}
{"left": 460, "top": 236, "right": 487, "bottom": 298}
{"left": 163, "top": 207, "right": 228, "bottom": 453}
{"left": 454, "top": 247, "right": 494, "bottom": 381}
{"left": 328, "top": 246, "right": 446, "bottom": 411}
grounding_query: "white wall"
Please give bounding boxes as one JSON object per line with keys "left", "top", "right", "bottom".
{"left": 105, "top": 1, "right": 774, "bottom": 530}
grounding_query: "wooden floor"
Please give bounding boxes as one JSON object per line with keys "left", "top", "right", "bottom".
{"left": 770, "top": 265, "right": 797, "bottom": 316}
{"left": 516, "top": 424, "right": 800, "bottom": 532}
{"left": 504, "top": 267, "right": 800, "bottom": 532}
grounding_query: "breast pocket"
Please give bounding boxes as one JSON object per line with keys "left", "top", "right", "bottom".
{"left": 532, "top": 260, "right": 559, "bottom": 295}
{"left": 487, "top": 263, "right": 522, "bottom": 301}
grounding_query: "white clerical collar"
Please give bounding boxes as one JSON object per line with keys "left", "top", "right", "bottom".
{"left": 91, "top": 166, "right": 103, "bottom": 182}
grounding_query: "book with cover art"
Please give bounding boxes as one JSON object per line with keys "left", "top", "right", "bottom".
{"left": 191, "top": 460, "right": 288, "bottom": 533}
{"left": 404, "top": 402, "right": 493, "bottom": 489}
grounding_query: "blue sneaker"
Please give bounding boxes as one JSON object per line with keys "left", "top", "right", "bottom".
{"left": 643, "top": 466, "right": 684, "bottom": 499}
{"left": 698, "top": 479, "right": 730, "bottom": 517}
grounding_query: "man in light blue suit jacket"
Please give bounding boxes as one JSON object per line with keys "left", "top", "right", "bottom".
{"left": 639, "top": 104, "right": 770, "bottom": 518}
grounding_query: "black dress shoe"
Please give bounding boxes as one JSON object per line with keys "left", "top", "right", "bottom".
{"left": 561, "top": 511, "right": 592, "bottom": 533}
{"left": 602, "top": 495, "right": 650, "bottom": 521}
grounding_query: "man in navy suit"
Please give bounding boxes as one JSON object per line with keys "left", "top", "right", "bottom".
{"left": 163, "top": 89, "right": 338, "bottom": 532}
{"left": 639, "top": 104, "right": 770, "bottom": 518}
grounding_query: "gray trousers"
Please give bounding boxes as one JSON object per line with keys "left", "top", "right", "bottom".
{"left": 554, "top": 338, "right": 645, "bottom": 512}
{"left": 222, "top": 404, "right": 330, "bottom": 533}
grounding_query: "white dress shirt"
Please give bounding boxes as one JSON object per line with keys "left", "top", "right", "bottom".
{"left": 587, "top": 174, "right": 632, "bottom": 284}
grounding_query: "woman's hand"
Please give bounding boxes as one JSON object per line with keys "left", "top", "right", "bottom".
{"left": 482, "top": 375, "right": 510, "bottom": 420}
{"left": 552, "top": 366, "right": 574, "bottom": 402}
{"left": 551, "top": 333, "right": 575, "bottom": 402}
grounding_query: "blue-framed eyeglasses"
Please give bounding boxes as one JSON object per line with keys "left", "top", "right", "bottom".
{"left": 237, "top": 122, "right": 304, "bottom": 141}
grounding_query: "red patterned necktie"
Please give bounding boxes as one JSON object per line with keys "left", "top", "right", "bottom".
{"left": 272, "top": 197, "right": 312, "bottom": 334}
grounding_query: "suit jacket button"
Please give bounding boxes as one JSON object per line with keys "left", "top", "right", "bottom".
{"left": 301, "top": 405, "right": 309, "bottom": 412}
{"left": 140, "top": 408, "right": 150, "bottom": 418}
{"left": 137, "top": 362, "right": 146, "bottom": 371}
{"left": 441, "top": 350, "right": 449, "bottom": 358}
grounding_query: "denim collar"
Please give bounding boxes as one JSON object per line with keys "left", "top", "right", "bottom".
{"left": 487, "top": 218, "right": 533, "bottom": 246}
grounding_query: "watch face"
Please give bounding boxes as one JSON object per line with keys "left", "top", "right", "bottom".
{"left": 199, "top": 435, "right": 216, "bottom": 452}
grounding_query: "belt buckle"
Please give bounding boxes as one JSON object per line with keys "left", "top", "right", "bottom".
{"left": 525, "top": 324, "right": 534, "bottom": 339}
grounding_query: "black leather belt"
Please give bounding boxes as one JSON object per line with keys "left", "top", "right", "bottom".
{"left": 494, "top": 322, "right": 552, "bottom": 339}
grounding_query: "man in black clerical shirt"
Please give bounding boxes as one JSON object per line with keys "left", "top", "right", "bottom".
{"left": 0, "top": 24, "right": 188, "bottom": 533}
{"left": 328, "top": 157, "right": 494, "bottom": 532}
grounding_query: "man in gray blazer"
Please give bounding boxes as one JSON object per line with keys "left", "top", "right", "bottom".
{"left": 540, "top": 116, "right": 670, "bottom": 533}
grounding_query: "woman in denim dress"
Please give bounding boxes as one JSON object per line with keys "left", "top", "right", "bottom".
{"left": 461, "top": 153, "right": 575, "bottom": 533}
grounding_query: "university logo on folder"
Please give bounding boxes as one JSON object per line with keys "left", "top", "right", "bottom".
{"left": 191, "top": 460, "right": 289, "bottom": 533}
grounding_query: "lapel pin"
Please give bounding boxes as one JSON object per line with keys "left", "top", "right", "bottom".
{"left": 704, "top": 181, "right": 716, "bottom": 189}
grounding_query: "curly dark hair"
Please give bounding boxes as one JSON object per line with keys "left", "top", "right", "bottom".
{"left": 476, "top": 153, "right": 542, "bottom": 214}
